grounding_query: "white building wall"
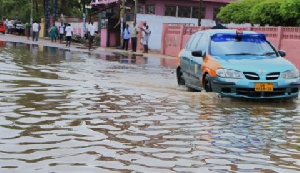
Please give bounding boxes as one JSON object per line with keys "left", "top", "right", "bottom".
{"left": 136, "top": 14, "right": 198, "bottom": 50}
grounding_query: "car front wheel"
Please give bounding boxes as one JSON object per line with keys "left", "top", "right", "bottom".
{"left": 204, "top": 75, "right": 212, "bottom": 92}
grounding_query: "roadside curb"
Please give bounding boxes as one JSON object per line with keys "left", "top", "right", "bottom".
{"left": 0, "top": 34, "right": 176, "bottom": 60}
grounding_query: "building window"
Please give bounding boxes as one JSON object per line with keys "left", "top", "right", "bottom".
{"left": 138, "top": 5, "right": 144, "bottom": 14}
{"left": 165, "top": 5, "right": 176, "bottom": 17}
{"left": 213, "top": 8, "right": 220, "bottom": 20}
{"left": 146, "top": 4, "right": 155, "bottom": 14}
{"left": 178, "top": 6, "right": 191, "bottom": 18}
{"left": 192, "top": 7, "right": 205, "bottom": 19}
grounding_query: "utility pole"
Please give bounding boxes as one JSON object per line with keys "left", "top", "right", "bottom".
{"left": 120, "top": 0, "right": 125, "bottom": 47}
{"left": 31, "top": 0, "right": 33, "bottom": 23}
{"left": 82, "top": 0, "right": 86, "bottom": 36}
{"left": 198, "top": 0, "right": 203, "bottom": 26}
{"left": 134, "top": 0, "right": 138, "bottom": 23}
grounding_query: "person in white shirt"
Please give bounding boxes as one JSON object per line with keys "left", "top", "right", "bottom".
{"left": 59, "top": 24, "right": 65, "bottom": 43}
{"left": 140, "top": 25, "right": 151, "bottom": 53}
{"left": 130, "top": 22, "right": 138, "bottom": 52}
{"left": 88, "top": 22, "right": 95, "bottom": 51}
{"left": 65, "top": 24, "right": 73, "bottom": 47}
{"left": 32, "top": 21, "right": 39, "bottom": 41}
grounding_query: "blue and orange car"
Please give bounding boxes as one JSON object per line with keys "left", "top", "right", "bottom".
{"left": 176, "top": 29, "right": 300, "bottom": 99}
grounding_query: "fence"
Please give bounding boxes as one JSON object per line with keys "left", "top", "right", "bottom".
{"left": 161, "top": 24, "right": 300, "bottom": 70}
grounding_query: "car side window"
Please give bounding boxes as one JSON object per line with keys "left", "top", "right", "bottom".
{"left": 195, "top": 34, "right": 208, "bottom": 54}
{"left": 189, "top": 34, "right": 202, "bottom": 51}
{"left": 185, "top": 35, "right": 195, "bottom": 50}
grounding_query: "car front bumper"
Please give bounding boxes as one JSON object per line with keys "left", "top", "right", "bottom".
{"left": 211, "top": 78, "right": 300, "bottom": 99}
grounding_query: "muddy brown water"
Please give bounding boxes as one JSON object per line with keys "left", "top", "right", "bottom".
{"left": 0, "top": 42, "right": 299, "bottom": 173}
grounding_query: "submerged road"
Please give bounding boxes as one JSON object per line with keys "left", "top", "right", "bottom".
{"left": 0, "top": 39, "right": 299, "bottom": 172}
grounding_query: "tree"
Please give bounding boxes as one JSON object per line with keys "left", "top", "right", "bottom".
{"left": 249, "top": 0, "right": 285, "bottom": 26}
{"left": 217, "top": 0, "right": 265, "bottom": 24}
{"left": 1, "top": 0, "right": 93, "bottom": 22}
{"left": 217, "top": 0, "right": 300, "bottom": 26}
{"left": 280, "top": 0, "right": 300, "bottom": 26}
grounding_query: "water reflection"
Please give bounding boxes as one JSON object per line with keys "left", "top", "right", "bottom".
{"left": 0, "top": 43, "right": 299, "bottom": 172}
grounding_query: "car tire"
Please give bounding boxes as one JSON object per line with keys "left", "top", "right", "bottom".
{"left": 204, "top": 74, "right": 213, "bottom": 92}
{"left": 176, "top": 67, "right": 185, "bottom": 86}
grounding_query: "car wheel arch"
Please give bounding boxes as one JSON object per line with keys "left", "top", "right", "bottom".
{"left": 202, "top": 72, "right": 213, "bottom": 92}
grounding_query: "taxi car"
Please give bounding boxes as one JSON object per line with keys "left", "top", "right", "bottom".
{"left": 0, "top": 21, "right": 5, "bottom": 34}
{"left": 176, "top": 29, "right": 300, "bottom": 99}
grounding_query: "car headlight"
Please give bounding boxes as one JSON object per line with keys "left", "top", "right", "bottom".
{"left": 282, "top": 69, "right": 299, "bottom": 79}
{"left": 216, "top": 69, "right": 243, "bottom": 79}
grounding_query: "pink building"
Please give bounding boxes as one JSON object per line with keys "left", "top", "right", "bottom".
{"left": 92, "top": 0, "right": 236, "bottom": 48}
{"left": 92, "top": 0, "right": 236, "bottom": 20}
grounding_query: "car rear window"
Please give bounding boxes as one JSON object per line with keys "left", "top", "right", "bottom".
{"left": 210, "top": 34, "right": 277, "bottom": 57}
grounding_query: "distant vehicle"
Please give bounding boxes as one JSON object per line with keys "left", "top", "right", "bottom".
{"left": 15, "top": 22, "right": 25, "bottom": 35}
{"left": 176, "top": 29, "right": 300, "bottom": 99}
{"left": 6, "top": 20, "right": 15, "bottom": 34}
{"left": 0, "top": 21, "right": 5, "bottom": 34}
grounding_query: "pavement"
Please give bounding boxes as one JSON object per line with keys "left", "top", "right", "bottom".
{"left": 0, "top": 33, "right": 176, "bottom": 59}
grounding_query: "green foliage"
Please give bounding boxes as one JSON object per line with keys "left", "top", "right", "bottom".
{"left": 280, "top": 0, "right": 300, "bottom": 26}
{"left": 250, "top": 0, "right": 285, "bottom": 26}
{"left": 1, "top": 0, "right": 92, "bottom": 22}
{"left": 218, "top": 0, "right": 265, "bottom": 24}
{"left": 218, "top": 0, "right": 300, "bottom": 26}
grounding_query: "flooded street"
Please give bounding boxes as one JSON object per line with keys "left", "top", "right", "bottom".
{"left": 0, "top": 42, "right": 299, "bottom": 173}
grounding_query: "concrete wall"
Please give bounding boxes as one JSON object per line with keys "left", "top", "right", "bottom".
{"left": 161, "top": 24, "right": 300, "bottom": 70}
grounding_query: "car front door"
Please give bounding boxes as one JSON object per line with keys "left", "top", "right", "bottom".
{"left": 190, "top": 33, "right": 209, "bottom": 88}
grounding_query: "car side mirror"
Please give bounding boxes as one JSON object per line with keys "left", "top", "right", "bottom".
{"left": 278, "top": 50, "right": 286, "bottom": 57}
{"left": 192, "top": 50, "right": 203, "bottom": 57}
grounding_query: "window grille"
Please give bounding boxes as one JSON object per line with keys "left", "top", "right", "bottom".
{"left": 165, "top": 5, "right": 176, "bottom": 17}
{"left": 178, "top": 6, "right": 191, "bottom": 18}
{"left": 146, "top": 4, "right": 155, "bottom": 14}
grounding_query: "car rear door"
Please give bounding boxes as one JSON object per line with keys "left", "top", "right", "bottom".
{"left": 180, "top": 34, "right": 198, "bottom": 83}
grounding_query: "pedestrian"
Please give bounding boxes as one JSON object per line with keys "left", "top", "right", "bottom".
{"left": 88, "top": 21, "right": 95, "bottom": 51}
{"left": 140, "top": 25, "right": 151, "bottom": 53}
{"left": 49, "top": 24, "right": 57, "bottom": 42}
{"left": 32, "top": 21, "right": 39, "bottom": 41}
{"left": 25, "top": 21, "right": 32, "bottom": 40}
{"left": 5, "top": 19, "right": 8, "bottom": 34}
{"left": 122, "top": 24, "right": 130, "bottom": 51}
{"left": 212, "top": 18, "right": 227, "bottom": 29}
{"left": 59, "top": 24, "right": 65, "bottom": 43}
{"left": 65, "top": 23, "right": 73, "bottom": 47}
{"left": 130, "top": 22, "right": 138, "bottom": 52}
{"left": 140, "top": 22, "right": 147, "bottom": 48}
{"left": 87, "top": 21, "right": 92, "bottom": 39}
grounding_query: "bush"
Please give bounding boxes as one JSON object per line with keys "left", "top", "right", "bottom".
{"left": 250, "top": 0, "right": 284, "bottom": 26}
{"left": 218, "top": 0, "right": 300, "bottom": 26}
{"left": 280, "top": 0, "right": 300, "bottom": 26}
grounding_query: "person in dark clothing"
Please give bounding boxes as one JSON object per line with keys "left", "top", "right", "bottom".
{"left": 212, "top": 18, "right": 227, "bottom": 29}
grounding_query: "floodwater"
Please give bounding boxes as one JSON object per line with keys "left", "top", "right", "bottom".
{"left": 0, "top": 42, "right": 299, "bottom": 173}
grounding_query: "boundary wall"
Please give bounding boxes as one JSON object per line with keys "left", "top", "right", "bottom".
{"left": 161, "top": 24, "right": 300, "bottom": 70}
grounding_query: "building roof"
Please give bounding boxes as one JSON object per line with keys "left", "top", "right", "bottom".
{"left": 91, "top": 0, "right": 235, "bottom": 6}
{"left": 91, "top": 0, "right": 118, "bottom": 5}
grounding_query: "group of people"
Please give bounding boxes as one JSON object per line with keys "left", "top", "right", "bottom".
{"left": 48, "top": 22, "right": 95, "bottom": 50}
{"left": 49, "top": 23, "right": 73, "bottom": 47}
{"left": 122, "top": 22, "right": 151, "bottom": 53}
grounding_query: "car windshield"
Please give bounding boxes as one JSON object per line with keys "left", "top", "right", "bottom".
{"left": 210, "top": 34, "right": 277, "bottom": 57}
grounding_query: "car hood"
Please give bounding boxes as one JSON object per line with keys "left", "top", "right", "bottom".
{"left": 213, "top": 55, "right": 297, "bottom": 72}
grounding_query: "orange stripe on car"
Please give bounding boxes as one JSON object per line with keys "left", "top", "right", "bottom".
{"left": 202, "top": 54, "right": 222, "bottom": 77}
{"left": 177, "top": 50, "right": 183, "bottom": 66}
